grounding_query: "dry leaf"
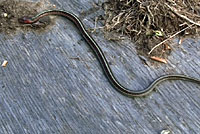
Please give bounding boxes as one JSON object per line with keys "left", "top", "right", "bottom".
{"left": 1, "top": 60, "right": 8, "bottom": 67}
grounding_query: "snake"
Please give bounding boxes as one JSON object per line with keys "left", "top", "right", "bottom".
{"left": 18, "top": 10, "right": 200, "bottom": 97}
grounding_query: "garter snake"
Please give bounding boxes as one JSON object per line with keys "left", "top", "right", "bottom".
{"left": 18, "top": 10, "right": 200, "bottom": 97}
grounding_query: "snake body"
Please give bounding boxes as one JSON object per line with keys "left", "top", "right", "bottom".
{"left": 18, "top": 10, "right": 200, "bottom": 97}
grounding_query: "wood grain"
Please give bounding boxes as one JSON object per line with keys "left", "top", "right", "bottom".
{"left": 0, "top": 0, "right": 200, "bottom": 133}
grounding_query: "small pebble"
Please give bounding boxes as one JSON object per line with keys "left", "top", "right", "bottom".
{"left": 161, "top": 129, "right": 171, "bottom": 134}
{"left": 1, "top": 13, "right": 8, "bottom": 18}
{"left": 53, "top": 4, "right": 56, "bottom": 8}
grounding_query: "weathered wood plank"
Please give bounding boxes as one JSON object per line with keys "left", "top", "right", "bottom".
{"left": 0, "top": 0, "right": 200, "bottom": 134}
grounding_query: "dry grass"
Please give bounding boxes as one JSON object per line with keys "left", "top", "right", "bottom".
{"left": 103, "top": 0, "right": 200, "bottom": 58}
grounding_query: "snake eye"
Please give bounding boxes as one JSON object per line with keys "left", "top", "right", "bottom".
{"left": 18, "top": 16, "right": 32, "bottom": 24}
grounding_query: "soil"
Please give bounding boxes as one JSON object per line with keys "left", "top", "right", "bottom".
{"left": 0, "top": 0, "right": 54, "bottom": 34}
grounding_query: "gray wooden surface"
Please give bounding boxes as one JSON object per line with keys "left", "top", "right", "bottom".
{"left": 0, "top": 0, "right": 200, "bottom": 134}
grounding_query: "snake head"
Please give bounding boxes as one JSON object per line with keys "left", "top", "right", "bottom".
{"left": 18, "top": 16, "right": 33, "bottom": 24}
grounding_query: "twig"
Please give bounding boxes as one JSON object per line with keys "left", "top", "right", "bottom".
{"left": 165, "top": 3, "right": 200, "bottom": 27}
{"left": 91, "top": 17, "right": 98, "bottom": 33}
{"left": 148, "top": 24, "right": 194, "bottom": 55}
{"left": 150, "top": 56, "right": 167, "bottom": 64}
